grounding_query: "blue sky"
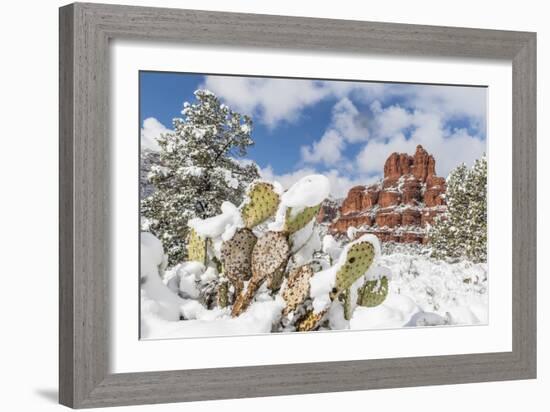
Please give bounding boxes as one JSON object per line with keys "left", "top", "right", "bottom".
{"left": 140, "top": 72, "right": 486, "bottom": 198}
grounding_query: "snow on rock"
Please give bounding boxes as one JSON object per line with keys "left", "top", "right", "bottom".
{"left": 380, "top": 251, "right": 487, "bottom": 323}
{"left": 405, "top": 311, "right": 448, "bottom": 327}
{"left": 350, "top": 304, "right": 403, "bottom": 329}
{"left": 365, "top": 264, "right": 392, "bottom": 282}
{"left": 290, "top": 221, "right": 322, "bottom": 267}
{"left": 346, "top": 226, "right": 358, "bottom": 240}
{"left": 188, "top": 201, "right": 243, "bottom": 242}
{"left": 141, "top": 232, "right": 168, "bottom": 278}
{"left": 447, "top": 306, "right": 480, "bottom": 325}
{"left": 200, "top": 267, "right": 219, "bottom": 283}
{"left": 290, "top": 220, "right": 315, "bottom": 253}
{"left": 322, "top": 234, "right": 343, "bottom": 263}
{"left": 140, "top": 232, "right": 184, "bottom": 321}
{"left": 349, "top": 294, "right": 419, "bottom": 330}
{"left": 141, "top": 297, "right": 285, "bottom": 339}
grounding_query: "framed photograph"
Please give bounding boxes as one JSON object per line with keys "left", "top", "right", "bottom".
{"left": 59, "top": 2, "right": 536, "bottom": 408}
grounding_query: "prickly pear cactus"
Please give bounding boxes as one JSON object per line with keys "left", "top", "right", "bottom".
{"left": 240, "top": 182, "right": 280, "bottom": 228}
{"left": 357, "top": 276, "right": 389, "bottom": 307}
{"left": 221, "top": 228, "right": 257, "bottom": 297}
{"left": 282, "top": 265, "right": 314, "bottom": 315}
{"left": 187, "top": 228, "right": 207, "bottom": 264}
{"left": 266, "top": 268, "right": 286, "bottom": 292}
{"left": 251, "top": 231, "right": 290, "bottom": 279}
{"left": 340, "top": 289, "right": 353, "bottom": 321}
{"left": 334, "top": 241, "right": 376, "bottom": 293}
{"left": 216, "top": 279, "right": 230, "bottom": 308}
{"left": 231, "top": 231, "right": 290, "bottom": 316}
{"left": 295, "top": 309, "right": 326, "bottom": 332}
{"left": 284, "top": 204, "right": 322, "bottom": 234}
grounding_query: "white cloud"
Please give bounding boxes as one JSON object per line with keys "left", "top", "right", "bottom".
{"left": 300, "top": 130, "right": 345, "bottom": 166}
{"left": 300, "top": 98, "right": 369, "bottom": 167}
{"left": 199, "top": 76, "right": 486, "bottom": 185}
{"left": 141, "top": 117, "right": 170, "bottom": 151}
{"left": 356, "top": 104, "right": 485, "bottom": 177}
{"left": 331, "top": 97, "right": 369, "bottom": 142}
{"left": 201, "top": 76, "right": 486, "bottom": 134}
{"left": 370, "top": 101, "right": 413, "bottom": 139}
{"left": 202, "top": 77, "right": 331, "bottom": 127}
{"left": 412, "top": 85, "right": 487, "bottom": 121}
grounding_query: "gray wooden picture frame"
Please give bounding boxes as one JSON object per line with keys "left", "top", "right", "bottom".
{"left": 59, "top": 2, "right": 536, "bottom": 408}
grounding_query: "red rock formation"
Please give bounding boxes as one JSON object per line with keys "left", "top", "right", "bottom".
{"left": 378, "top": 191, "right": 401, "bottom": 208}
{"left": 384, "top": 152, "right": 413, "bottom": 180}
{"left": 329, "top": 145, "right": 448, "bottom": 244}
{"left": 401, "top": 232, "right": 424, "bottom": 243}
{"left": 331, "top": 214, "right": 373, "bottom": 233}
{"left": 375, "top": 212, "right": 402, "bottom": 228}
{"left": 411, "top": 145, "right": 436, "bottom": 182}
{"left": 402, "top": 209, "right": 421, "bottom": 226}
{"left": 316, "top": 198, "right": 340, "bottom": 224}
{"left": 402, "top": 178, "right": 422, "bottom": 205}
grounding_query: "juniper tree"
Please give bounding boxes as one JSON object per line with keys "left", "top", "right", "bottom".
{"left": 141, "top": 89, "right": 260, "bottom": 265}
{"left": 430, "top": 156, "right": 487, "bottom": 263}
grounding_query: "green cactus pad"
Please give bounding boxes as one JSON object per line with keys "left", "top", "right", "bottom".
{"left": 341, "top": 288, "right": 353, "bottom": 321}
{"left": 187, "top": 228, "right": 207, "bottom": 264}
{"left": 334, "top": 241, "right": 375, "bottom": 292}
{"left": 284, "top": 204, "right": 321, "bottom": 234}
{"left": 221, "top": 228, "right": 257, "bottom": 284}
{"left": 240, "top": 182, "right": 280, "bottom": 228}
{"left": 282, "top": 265, "right": 314, "bottom": 315}
{"left": 357, "top": 276, "right": 389, "bottom": 307}
{"left": 217, "top": 280, "right": 229, "bottom": 308}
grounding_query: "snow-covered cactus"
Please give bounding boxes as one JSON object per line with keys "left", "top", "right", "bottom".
{"left": 187, "top": 229, "right": 207, "bottom": 264}
{"left": 241, "top": 182, "right": 280, "bottom": 228}
{"left": 181, "top": 174, "right": 388, "bottom": 328}
{"left": 341, "top": 289, "right": 353, "bottom": 321}
{"left": 282, "top": 265, "right": 314, "bottom": 316}
{"left": 280, "top": 238, "right": 379, "bottom": 329}
{"left": 231, "top": 175, "right": 329, "bottom": 316}
{"left": 295, "top": 310, "right": 326, "bottom": 332}
{"left": 220, "top": 228, "right": 257, "bottom": 296}
{"left": 334, "top": 241, "right": 376, "bottom": 293}
{"left": 216, "top": 279, "right": 230, "bottom": 308}
{"left": 232, "top": 231, "right": 290, "bottom": 316}
{"left": 332, "top": 239, "right": 378, "bottom": 320}
{"left": 357, "top": 276, "right": 389, "bottom": 307}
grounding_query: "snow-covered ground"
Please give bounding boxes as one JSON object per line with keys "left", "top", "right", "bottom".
{"left": 140, "top": 232, "right": 487, "bottom": 340}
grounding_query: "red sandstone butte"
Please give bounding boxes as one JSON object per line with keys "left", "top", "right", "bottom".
{"left": 329, "top": 145, "right": 448, "bottom": 244}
